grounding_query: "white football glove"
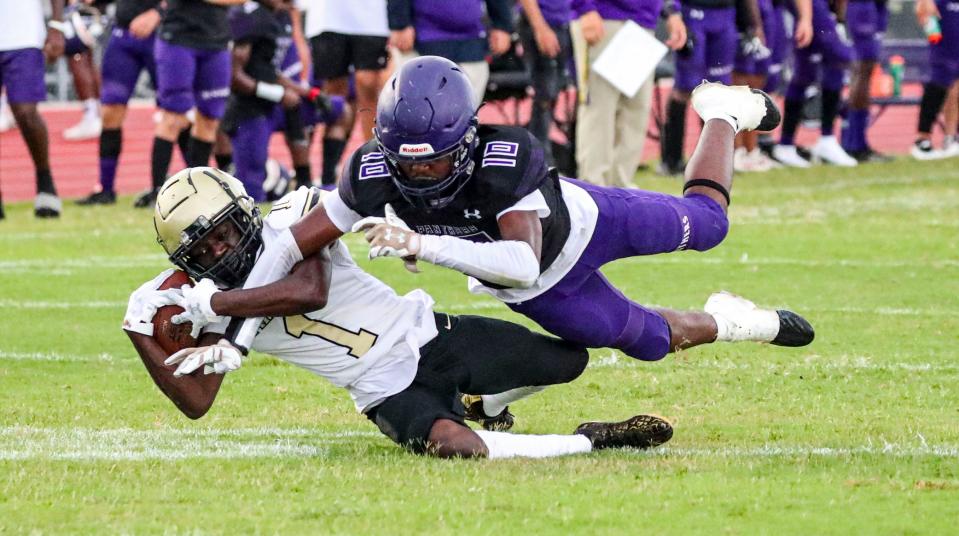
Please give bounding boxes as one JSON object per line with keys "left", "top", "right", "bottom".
{"left": 164, "top": 339, "right": 243, "bottom": 377}
{"left": 122, "top": 272, "right": 182, "bottom": 336}
{"left": 351, "top": 203, "right": 421, "bottom": 273}
{"left": 171, "top": 278, "right": 223, "bottom": 338}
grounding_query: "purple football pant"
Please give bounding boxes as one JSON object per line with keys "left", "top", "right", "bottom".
{"left": 154, "top": 39, "right": 230, "bottom": 119}
{"left": 846, "top": 0, "right": 887, "bottom": 63}
{"left": 0, "top": 48, "right": 45, "bottom": 104}
{"left": 508, "top": 179, "right": 729, "bottom": 361}
{"left": 675, "top": 6, "right": 738, "bottom": 91}
{"left": 736, "top": 0, "right": 780, "bottom": 76}
{"left": 101, "top": 28, "right": 158, "bottom": 105}
{"left": 763, "top": 5, "right": 788, "bottom": 92}
{"left": 929, "top": 1, "right": 959, "bottom": 86}
{"left": 230, "top": 115, "right": 272, "bottom": 202}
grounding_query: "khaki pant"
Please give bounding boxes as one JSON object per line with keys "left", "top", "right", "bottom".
{"left": 571, "top": 19, "right": 655, "bottom": 187}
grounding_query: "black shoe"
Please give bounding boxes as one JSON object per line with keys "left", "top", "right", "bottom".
{"left": 133, "top": 188, "right": 158, "bottom": 208}
{"left": 76, "top": 190, "right": 116, "bottom": 206}
{"left": 461, "top": 394, "right": 515, "bottom": 431}
{"left": 34, "top": 192, "right": 61, "bottom": 218}
{"left": 575, "top": 414, "right": 673, "bottom": 450}
{"left": 771, "top": 310, "right": 816, "bottom": 347}
{"left": 751, "top": 88, "right": 782, "bottom": 132}
{"left": 848, "top": 148, "right": 894, "bottom": 163}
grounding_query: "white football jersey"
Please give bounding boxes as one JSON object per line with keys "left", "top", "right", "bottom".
{"left": 217, "top": 187, "right": 438, "bottom": 411}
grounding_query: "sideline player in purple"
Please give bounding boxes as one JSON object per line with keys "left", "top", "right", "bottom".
{"left": 841, "top": 0, "right": 891, "bottom": 161}
{"left": 660, "top": 0, "right": 744, "bottom": 175}
{"left": 77, "top": 0, "right": 163, "bottom": 206}
{"left": 772, "top": 0, "right": 857, "bottom": 167}
{"left": 221, "top": 0, "right": 349, "bottom": 202}
{"left": 911, "top": 0, "right": 959, "bottom": 159}
{"left": 134, "top": 0, "right": 244, "bottom": 209}
{"left": 166, "top": 57, "right": 815, "bottom": 430}
{"left": 0, "top": 0, "right": 66, "bottom": 218}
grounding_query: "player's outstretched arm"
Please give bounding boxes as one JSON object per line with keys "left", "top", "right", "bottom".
{"left": 126, "top": 331, "right": 225, "bottom": 420}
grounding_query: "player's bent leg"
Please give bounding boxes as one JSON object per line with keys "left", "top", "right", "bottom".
{"left": 655, "top": 308, "right": 721, "bottom": 352}
{"left": 426, "top": 419, "right": 488, "bottom": 458}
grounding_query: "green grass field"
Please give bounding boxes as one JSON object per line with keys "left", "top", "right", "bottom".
{"left": 2, "top": 158, "right": 958, "bottom": 534}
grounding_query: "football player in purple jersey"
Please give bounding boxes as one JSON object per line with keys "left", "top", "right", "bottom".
{"left": 77, "top": 0, "right": 164, "bottom": 206}
{"left": 911, "top": 0, "right": 959, "bottom": 159}
{"left": 164, "top": 56, "right": 814, "bottom": 430}
{"left": 133, "top": 0, "right": 246, "bottom": 209}
{"left": 0, "top": 0, "right": 66, "bottom": 218}
{"left": 771, "top": 0, "right": 857, "bottom": 167}
{"left": 841, "top": 0, "right": 892, "bottom": 162}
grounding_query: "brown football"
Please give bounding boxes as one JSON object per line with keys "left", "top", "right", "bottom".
{"left": 153, "top": 270, "right": 197, "bottom": 355}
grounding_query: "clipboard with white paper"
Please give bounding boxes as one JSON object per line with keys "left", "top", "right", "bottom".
{"left": 590, "top": 20, "right": 668, "bottom": 98}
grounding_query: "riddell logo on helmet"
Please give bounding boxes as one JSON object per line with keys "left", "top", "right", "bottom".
{"left": 399, "top": 143, "right": 435, "bottom": 156}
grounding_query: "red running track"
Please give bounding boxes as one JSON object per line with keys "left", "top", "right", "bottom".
{"left": 0, "top": 86, "right": 929, "bottom": 203}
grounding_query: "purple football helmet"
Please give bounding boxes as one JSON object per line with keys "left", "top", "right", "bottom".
{"left": 374, "top": 56, "right": 479, "bottom": 210}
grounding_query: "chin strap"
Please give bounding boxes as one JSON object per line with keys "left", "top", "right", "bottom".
{"left": 683, "top": 178, "right": 731, "bottom": 206}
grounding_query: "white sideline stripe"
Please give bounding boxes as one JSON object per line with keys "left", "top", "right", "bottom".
{"left": 1, "top": 299, "right": 955, "bottom": 319}
{"left": 0, "top": 255, "right": 165, "bottom": 270}
{"left": 644, "top": 445, "right": 959, "bottom": 458}
{"left": 0, "top": 351, "right": 117, "bottom": 362}
{"left": 0, "top": 427, "right": 955, "bottom": 460}
{"left": 0, "top": 427, "right": 380, "bottom": 461}
{"left": 3, "top": 349, "right": 955, "bottom": 375}
{"left": 587, "top": 353, "right": 959, "bottom": 372}
{"left": 623, "top": 255, "right": 959, "bottom": 269}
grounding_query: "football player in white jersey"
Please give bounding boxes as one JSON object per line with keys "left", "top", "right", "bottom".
{"left": 124, "top": 167, "right": 673, "bottom": 459}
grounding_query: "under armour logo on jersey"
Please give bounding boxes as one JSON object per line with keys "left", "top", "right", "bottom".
{"left": 482, "top": 142, "right": 519, "bottom": 168}
{"left": 463, "top": 209, "right": 481, "bottom": 219}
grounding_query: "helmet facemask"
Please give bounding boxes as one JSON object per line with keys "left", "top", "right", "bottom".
{"left": 378, "top": 123, "right": 478, "bottom": 210}
{"left": 169, "top": 203, "right": 263, "bottom": 289}
{"left": 154, "top": 168, "right": 264, "bottom": 289}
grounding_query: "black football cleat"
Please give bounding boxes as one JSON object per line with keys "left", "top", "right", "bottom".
{"left": 771, "top": 310, "right": 815, "bottom": 347}
{"left": 34, "top": 192, "right": 61, "bottom": 218}
{"left": 76, "top": 190, "right": 116, "bottom": 206}
{"left": 575, "top": 414, "right": 673, "bottom": 450}
{"left": 133, "top": 188, "right": 158, "bottom": 208}
{"left": 462, "top": 394, "right": 515, "bottom": 432}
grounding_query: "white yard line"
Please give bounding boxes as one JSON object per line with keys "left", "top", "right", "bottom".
{"left": 0, "top": 426, "right": 955, "bottom": 460}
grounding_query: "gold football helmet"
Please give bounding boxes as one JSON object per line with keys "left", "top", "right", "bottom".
{"left": 153, "top": 167, "right": 263, "bottom": 288}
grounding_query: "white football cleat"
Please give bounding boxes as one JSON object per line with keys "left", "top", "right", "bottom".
{"left": 63, "top": 114, "right": 102, "bottom": 141}
{"left": 771, "top": 144, "right": 811, "bottom": 168}
{"left": 910, "top": 139, "right": 948, "bottom": 160}
{"left": 810, "top": 135, "right": 858, "bottom": 167}
{"left": 705, "top": 291, "right": 814, "bottom": 347}
{"left": 691, "top": 81, "right": 781, "bottom": 133}
{"left": 941, "top": 135, "right": 959, "bottom": 158}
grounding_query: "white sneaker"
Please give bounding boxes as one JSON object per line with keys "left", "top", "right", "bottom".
{"left": 750, "top": 148, "right": 782, "bottom": 169}
{"left": 705, "top": 291, "right": 814, "bottom": 346}
{"left": 63, "top": 115, "right": 101, "bottom": 141}
{"left": 734, "top": 147, "right": 773, "bottom": 172}
{"left": 0, "top": 104, "right": 15, "bottom": 132}
{"left": 771, "top": 144, "right": 811, "bottom": 168}
{"left": 911, "top": 139, "right": 947, "bottom": 161}
{"left": 942, "top": 136, "right": 959, "bottom": 158}
{"left": 810, "top": 135, "right": 858, "bottom": 167}
{"left": 691, "top": 82, "right": 781, "bottom": 133}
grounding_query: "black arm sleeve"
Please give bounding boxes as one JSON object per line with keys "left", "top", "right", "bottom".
{"left": 485, "top": 0, "right": 514, "bottom": 32}
{"left": 387, "top": 0, "right": 413, "bottom": 30}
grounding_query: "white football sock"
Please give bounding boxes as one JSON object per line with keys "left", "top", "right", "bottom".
{"left": 482, "top": 386, "right": 546, "bottom": 416}
{"left": 83, "top": 98, "right": 100, "bottom": 119}
{"left": 475, "top": 430, "right": 592, "bottom": 459}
